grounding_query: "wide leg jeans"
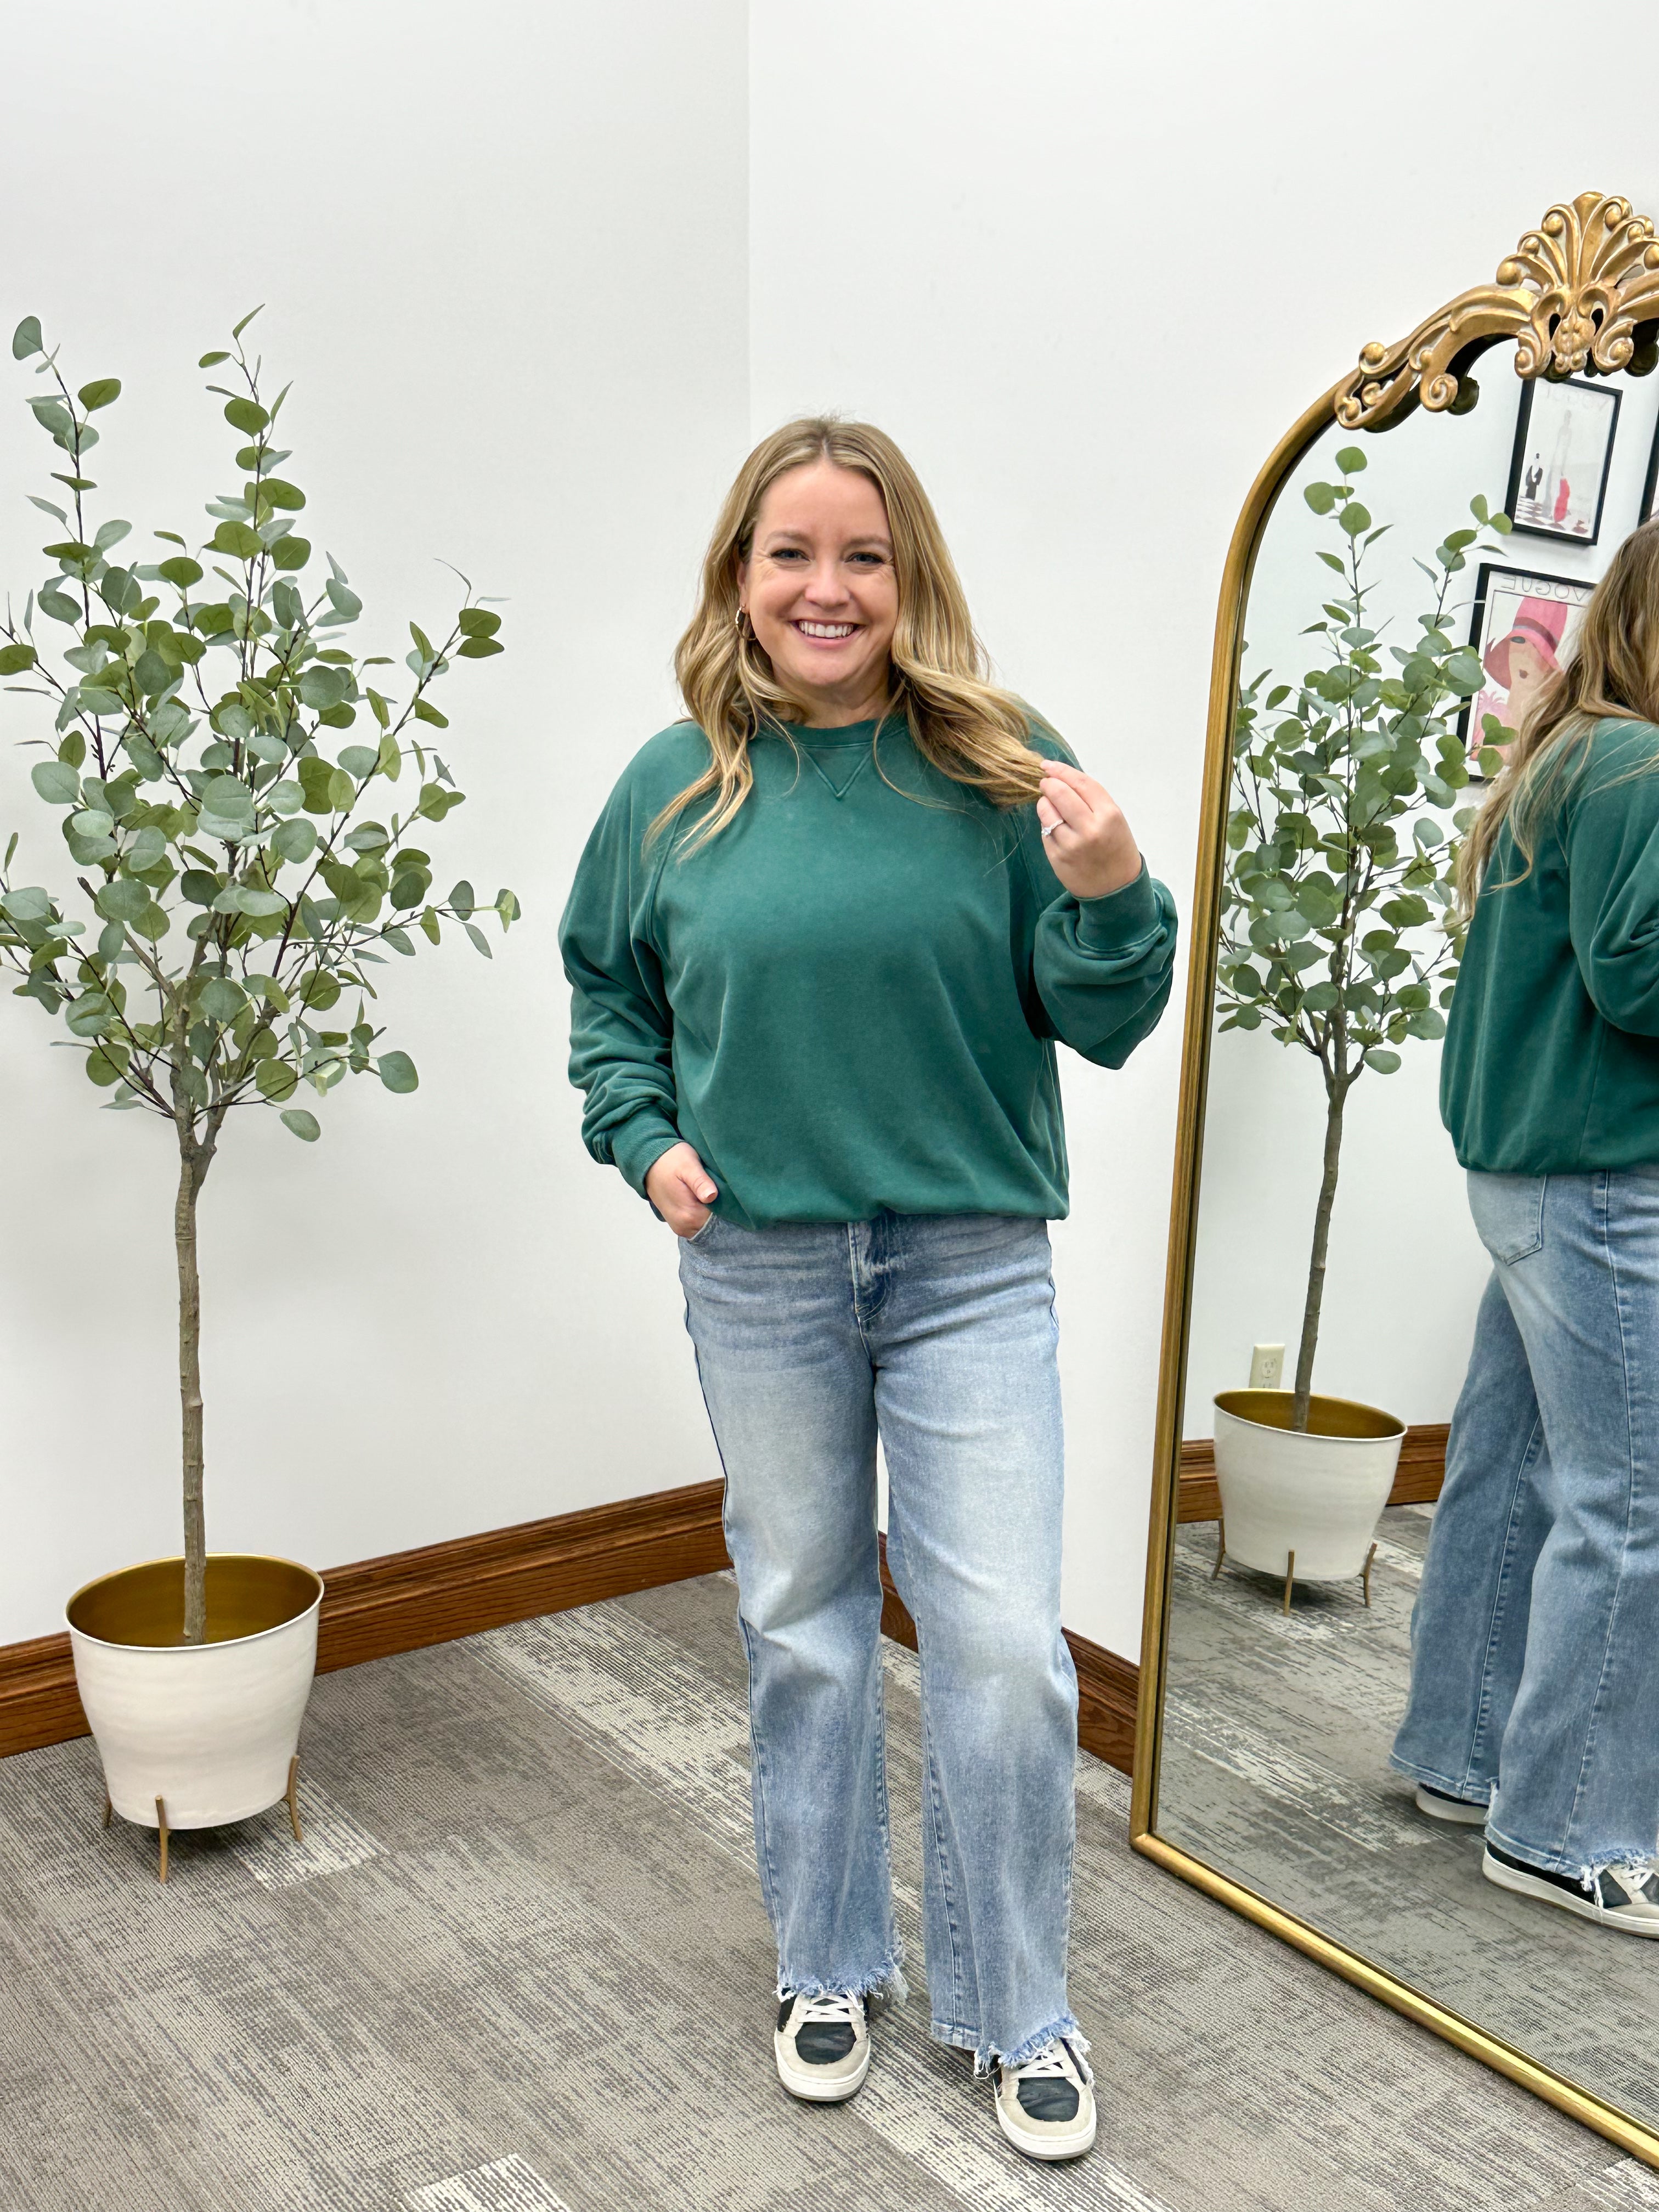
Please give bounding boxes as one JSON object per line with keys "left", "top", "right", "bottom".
{"left": 678, "top": 1207, "right": 1080, "bottom": 2070}
{"left": 1391, "top": 1169, "right": 1659, "bottom": 1875}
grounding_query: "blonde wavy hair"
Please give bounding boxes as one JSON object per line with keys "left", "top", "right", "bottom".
{"left": 1458, "top": 519, "right": 1659, "bottom": 915}
{"left": 652, "top": 417, "right": 1049, "bottom": 853}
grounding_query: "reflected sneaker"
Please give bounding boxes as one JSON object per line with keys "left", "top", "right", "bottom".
{"left": 994, "top": 2037, "right": 1096, "bottom": 2161}
{"left": 1415, "top": 1782, "right": 1489, "bottom": 1825}
{"left": 1483, "top": 1842, "right": 1659, "bottom": 1935}
{"left": 774, "top": 1989, "right": 870, "bottom": 2102}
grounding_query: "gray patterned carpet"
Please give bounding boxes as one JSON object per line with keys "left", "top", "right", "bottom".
{"left": 1159, "top": 1505, "right": 1659, "bottom": 2134}
{"left": 0, "top": 1568, "right": 1652, "bottom": 2210}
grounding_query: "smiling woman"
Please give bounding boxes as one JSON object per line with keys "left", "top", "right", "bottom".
{"left": 557, "top": 414, "right": 1177, "bottom": 2162}
{"left": 741, "top": 459, "right": 899, "bottom": 721}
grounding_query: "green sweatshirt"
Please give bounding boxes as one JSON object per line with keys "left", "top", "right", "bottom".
{"left": 560, "top": 715, "right": 1177, "bottom": 1227}
{"left": 1443, "top": 719, "right": 1659, "bottom": 1173}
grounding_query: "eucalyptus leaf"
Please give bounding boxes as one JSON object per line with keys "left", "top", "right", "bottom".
{"left": 377, "top": 1048, "right": 418, "bottom": 1093}
{"left": 270, "top": 817, "right": 317, "bottom": 864}
{"left": 94, "top": 879, "right": 148, "bottom": 922}
{"left": 255, "top": 1054, "right": 298, "bottom": 1100}
{"left": 30, "top": 760, "right": 80, "bottom": 804}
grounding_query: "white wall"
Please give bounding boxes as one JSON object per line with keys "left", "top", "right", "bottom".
{"left": 0, "top": 0, "right": 747, "bottom": 1640}
{"left": 749, "top": 0, "right": 1659, "bottom": 1652}
{"left": 8, "top": 1, "right": 1659, "bottom": 1662}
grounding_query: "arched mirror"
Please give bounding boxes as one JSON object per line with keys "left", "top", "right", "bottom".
{"left": 1135, "top": 192, "right": 1659, "bottom": 2164}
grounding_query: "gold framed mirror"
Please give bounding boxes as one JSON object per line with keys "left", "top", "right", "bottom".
{"left": 1133, "top": 191, "right": 1659, "bottom": 2166}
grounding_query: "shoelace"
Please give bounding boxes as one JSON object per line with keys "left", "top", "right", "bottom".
{"left": 1587, "top": 1859, "right": 1659, "bottom": 1901}
{"left": 1009, "top": 2039, "right": 1071, "bottom": 2080}
{"left": 794, "top": 1991, "right": 862, "bottom": 2029}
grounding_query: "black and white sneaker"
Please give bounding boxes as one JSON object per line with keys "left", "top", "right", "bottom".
{"left": 1483, "top": 1842, "right": 1659, "bottom": 1935}
{"left": 994, "top": 2037, "right": 1096, "bottom": 2161}
{"left": 774, "top": 1989, "right": 870, "bottom": 2101}
{"left": 1414, "top": 1782, "right": 1489, "bottom": 1826}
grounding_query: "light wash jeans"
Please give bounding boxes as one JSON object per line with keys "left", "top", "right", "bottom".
{"left": 677, "top": 1207, "right": 1079, "bottom": 2071}
{"left": 1391, "top": 1169, "right": 1659, "bottom": 1874}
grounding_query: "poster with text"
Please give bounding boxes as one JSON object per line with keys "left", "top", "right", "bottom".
{"left": 1458, "top": 565, "right": 1594, "bottom": 773}
{"left": 1506, "top": 376, "right": 1620, "bottom": 546}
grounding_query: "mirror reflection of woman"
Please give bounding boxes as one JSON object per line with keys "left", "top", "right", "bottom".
{"left": 1392, "top": 520, "right": 1659, "bottom": 1934}
{"left": 560, "top": 420, "right": 1177, "bottom": 2157}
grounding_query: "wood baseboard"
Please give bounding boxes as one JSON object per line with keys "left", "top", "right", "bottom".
{"left": 2, "top": 1474, "right": 1146, "bottom": 1779}
{"left": 0, "top": 1478, "right": 730, "bottom": 1761}
{"left": 1177, "top": 1420, "right": 1447, "bottom": 1523}
{"left": 3, "top": 1432, "right": 1444, "bottom": 1775}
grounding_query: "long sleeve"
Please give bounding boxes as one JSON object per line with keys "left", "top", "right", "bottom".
{"left": 558, "top": 772, "right": 682, "bottom": 1197}
{"left": 1029, "top": 859, "right": 1179, "bottom": 1066}
{"left": 1012, "top": 718, "right": 1179, "bottom": 1067}
{"left": 1567, "top": 737, "right": 1659, "bottom": 1037}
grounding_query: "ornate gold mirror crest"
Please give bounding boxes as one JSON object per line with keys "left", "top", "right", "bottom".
{"left": 1133, "top": 191, "right": 1659, "bottom": 2168}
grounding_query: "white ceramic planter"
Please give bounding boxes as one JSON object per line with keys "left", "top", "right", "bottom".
{"left": 67, "top": 1554, "right": 324, "bottom": 1830}
{"left": 1212, "top": 1388, "right": 1405, "bottom": 1585}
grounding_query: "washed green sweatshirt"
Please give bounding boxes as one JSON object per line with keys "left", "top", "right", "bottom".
{"left": 559, "top": 715, "right": 1177, "bottom": 1227}
{"left": 1444, "top": 719, "right": 1659, "bottom": 1172}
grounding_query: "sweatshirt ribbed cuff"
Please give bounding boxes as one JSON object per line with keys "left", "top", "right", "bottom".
{"left": 610, "top": 1109, "right": 684, "bottom": 1198}
{"left": 1075, "top": 860, "right": 1158, "bottom": 952}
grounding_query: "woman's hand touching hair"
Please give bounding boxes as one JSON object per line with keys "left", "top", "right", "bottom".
{"left": 1035, "top": 759, "right": 1143, "bottom": 901}
{"left": 646, "top": 1141, "right": 720, "bottom": 1238}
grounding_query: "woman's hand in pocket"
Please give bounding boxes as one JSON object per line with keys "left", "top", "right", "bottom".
{"left": 646, "top": 1141, "right": 719, "bottom": 1238}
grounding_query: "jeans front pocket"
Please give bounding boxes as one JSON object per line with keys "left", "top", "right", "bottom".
{"left": 683, "top": 1211, "right": 719, "bottom": 1247}
{"left": 1467, "top": 1171, "right": 1547, "bottom": 1266}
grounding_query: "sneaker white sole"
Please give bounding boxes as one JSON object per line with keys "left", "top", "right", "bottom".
{"left": 1481, "top": 1849, "right": 1659, "bottom": 1936}
{"left": 774, "top": 2035, "right": 871, "bottom": 2102}
{"left": 1415, "top": 1785, "right": 1488, "bottom": 1825}
{"left": 994, "top": 2094, "right": 1097, "bottom": 2161}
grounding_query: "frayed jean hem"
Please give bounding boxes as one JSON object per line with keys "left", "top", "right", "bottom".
{"left": 1486, "top": 1821, "right": 1656, "bottom": 1881}
{"left": 778, "top": 1947, "right": 908, "bottom": 2010}
{"left": 1387, "top": 1751, "right": 1492, "bottom": 1805}
{"left": 930, "top": 2012, "right": 1088, "bottom": 2076}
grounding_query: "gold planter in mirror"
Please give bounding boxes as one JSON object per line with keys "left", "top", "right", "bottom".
{"left": 1135, "top": 193, "right": 1659, "bottom": 2168}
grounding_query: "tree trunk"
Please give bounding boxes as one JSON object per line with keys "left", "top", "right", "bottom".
{"left": 177, "top": 1140, "right": 209, "bottom": 1643}
{"left": 174, "top": 1105, "right": 225, "bottom": 1646}
{"left": 1292, "top": 1074, "right": 1348, "bottom": 1432}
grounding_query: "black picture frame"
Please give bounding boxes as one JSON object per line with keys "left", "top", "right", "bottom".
{"left": 1505, "top": 375, "right": 1620, "bottom": 546}
{"left": 1641, "top": 411, "right": 1659, "bottom": 524}
{"left": 1455, "top": 562, "right": 1596, "bottom": 772}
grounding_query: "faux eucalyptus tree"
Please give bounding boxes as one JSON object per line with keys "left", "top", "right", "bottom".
{"left": 0, "top": 312, "right": 518, "bottom": 1641}
{"left": 1216, "top": 444, "right": 1510, "bottom": 1430}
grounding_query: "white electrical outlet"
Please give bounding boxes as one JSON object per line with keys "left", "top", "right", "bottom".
{"left": 1249, "top": 1342, "right": 1285, "bottom": 1390}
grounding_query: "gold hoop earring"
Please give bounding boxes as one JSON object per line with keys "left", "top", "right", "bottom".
{"left": 734, "top": 607, "right": 752, "bottom": 641}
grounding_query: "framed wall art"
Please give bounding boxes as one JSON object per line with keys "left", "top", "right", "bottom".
{"left": 1506, "top": 374, "right": 1620, "bottom": 545}
{"left": 1457, "top": 563, "right": 1595, "bottom": 770}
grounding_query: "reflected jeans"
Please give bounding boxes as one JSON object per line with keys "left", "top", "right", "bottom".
{"left": 678, "top": 1208, "right": 1079, "bottom": 2070}
{"left": 1391, "top": 1169, "right": 1659, "bottom": 1873}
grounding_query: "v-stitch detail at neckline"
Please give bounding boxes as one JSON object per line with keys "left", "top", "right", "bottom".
{"left": 800, "top": 743, "right": 875, "bottom": 802}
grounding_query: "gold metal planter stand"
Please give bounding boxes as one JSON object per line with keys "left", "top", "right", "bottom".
{"left": 99, "top": 1754, "right": 306, "bottom": 1884}
{"left": 1210, "top": 1518, "right": 1380, "bottom": 1615}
